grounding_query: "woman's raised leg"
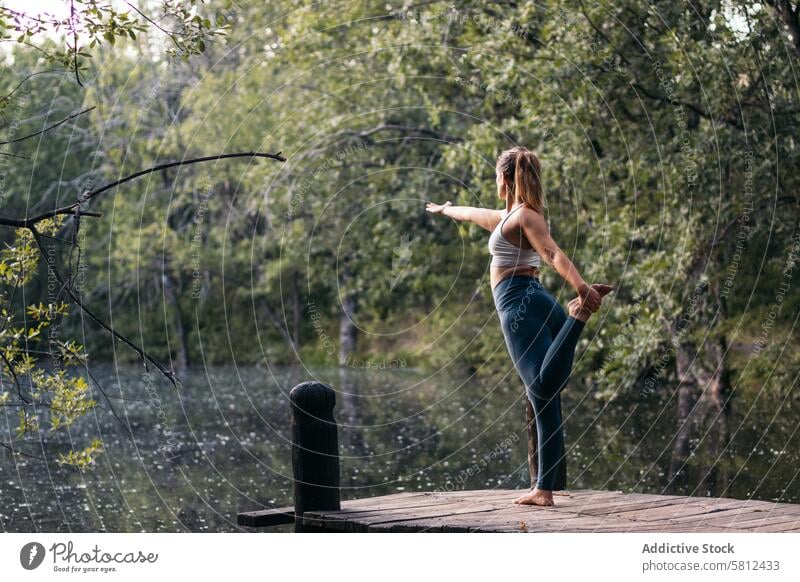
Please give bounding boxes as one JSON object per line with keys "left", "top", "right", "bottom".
{"left": 538, "top": 315, "right": 585, "bottom": 397}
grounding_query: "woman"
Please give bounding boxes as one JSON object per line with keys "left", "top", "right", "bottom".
{"left": 426, "top": 146, "right": 612, "bottom": 507}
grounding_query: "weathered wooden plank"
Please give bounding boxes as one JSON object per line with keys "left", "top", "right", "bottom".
{"left": 710, "top": 514, "right": 800, "bottom": 531}
{"left": 438, "top": 488, "right": 613, "bottom": 499}
{"left": 353, "top": 497, "right": 660, "bottom": 533}
{"left": 745, "top": 518, "right": 800, "bottom": 532}
{"left": 303, "top": 497, "right": 489, "bottom": 532}
{"left": 473, "top": 512, "right": 738, "bottom": 533}
{"left": 635, "top": 501, "right": 763, "bottom": 525}
{"left": 339, "top": 489, "right": 522, "bottom": 511}
{"left": 379, "top": 512, "right": 724, "bottom": 533}
{"left": 307, "top": 497, "right": 518, "bottom": 532}
{"left": 685, "top": 507, "right": 774, "bottom": 527}
{"left": 326, "top": 490, "right": 531, "bottom": 521}
{"left": 323, "top": 492, "right": 638, "bottom": 529}
{"left": 614, "top": 499, "right": 754, "bottom": 524}
{"left": 301, "top": 489, "right": 800, "bottom": 533}
{"left": 381, "top": 504, "right": 754, "bottom": 533}
{"left": 306, "top": 498, "right": 475, "bottom": 528}
{"left": 583, "top": 500, "right": 734, "bottom": 527}
{"left": 702, "top": 504, "right": 800, "bottom": 527}
{"left": 341, "top": 492, "right": 428, "bottom": 508}
{"left": 375, "top": 510, "right": 602, "bottom": 533}
{"left": 475, "top": 523, "right": 640, "bottom": 533}
{"left": 237, "top": 506, "right": 295, "bottom": 527}
{"left": 340, "top": 494, "right": 459, "bottom": 512}
{"left": 419, "top": 500, "right": 710, "bottom": 533}
{"left": 550, "top": 495, "right": 704, "bottom": 517}
{"left": 350, "top": 500, "right": 500, "bottom": 524}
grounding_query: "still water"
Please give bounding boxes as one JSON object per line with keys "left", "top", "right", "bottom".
{"left": 2, "top": 364, "right": 798, "bottom": 532}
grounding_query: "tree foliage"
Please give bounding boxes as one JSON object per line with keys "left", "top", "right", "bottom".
{"left": 1, "top": 0, "right": 798, "bottom": 476}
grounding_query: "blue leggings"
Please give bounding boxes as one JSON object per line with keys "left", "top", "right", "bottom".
{"left": 493, "top": 275, "right": 585, "bottom": 491}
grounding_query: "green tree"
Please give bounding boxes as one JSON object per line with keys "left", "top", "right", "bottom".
{"left": 0, "top": 0, "right": 283, "bottom": 465}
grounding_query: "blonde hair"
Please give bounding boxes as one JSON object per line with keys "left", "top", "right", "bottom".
{"left": 496, "top": 146, "right": 544, "bottom": 212}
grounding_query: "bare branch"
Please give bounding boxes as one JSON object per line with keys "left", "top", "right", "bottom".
{"left": 0, "top": 106, "right": 96, "bottom": 146}
{"left": 80, "top": 151, "right": 286, "bottom": 203}
{"left": 0, "top": 69, "right": 62, "bottom": 103}
{"left": 30, "top": 227, "right": 180, "bottom": 387}
{"left": 0, "top": 151, "right": 30, "bottom": 160}
{"left": 123, "top": 0, "right": 184, "bottom": 49}
{"left": 69, "top": 0, "right": 83, "bottom": 87}
{"left": 0, "top": 7, "right": 66, "bottom": 26}
{"left": 0, "top": 209, "right": 101, "bottom": 228}
{"left": 0, "top": 349, "right": 30, "bottom": 404}
{"left": 0, "top": 440, "right": 45, "bottom": 461}
{"left": 0, "top": 151, "right": 285, "bottom": 228}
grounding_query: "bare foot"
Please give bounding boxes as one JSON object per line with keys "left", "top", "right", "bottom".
{"left": 568, "top": 297, "right": 592, "bottom": 322}
{"left": 513, "top": 488, "right": 554, "bottom": 506}
{"left": 529, "top": 487, "right": 571, "bottom": 496}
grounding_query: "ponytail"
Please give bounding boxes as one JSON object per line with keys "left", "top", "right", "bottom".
{"left": 514, "top": 150, "right": 544, "bottom": 211}
{"left": 497, "top": 146, "right": 544, "bottom": 212}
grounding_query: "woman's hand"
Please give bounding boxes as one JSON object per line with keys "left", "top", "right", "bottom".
{"left": 577, "top": 283, "right": 602, "bottom": 313}
{"left": 425, "top": 201, "right": 452, "bottom": 214}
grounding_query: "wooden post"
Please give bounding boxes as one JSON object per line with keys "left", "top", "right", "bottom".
{"left": 290, "top": 381, "right": 341, "bottom": 532}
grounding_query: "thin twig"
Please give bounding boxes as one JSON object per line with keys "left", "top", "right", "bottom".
{"left": 82, "top": 151, "right": 286, "bottom": 203}
{"left": 0, "top": 152, "right": 284, "bottom": 228}
{"left": 0, "top": 349, "right": 30, "bottom": 404}
{"left": 31, "top": 228, "right": 179, "bottom": 387}
{"left": 69, "top": 1, "right": 82, "bottom": 86}
{"left": 61, "top": 342, "right": 134, "bottom": 438}
{"left": 0, "top": 106, "right": 95, "bottom": 146}
{"left": 0, "top": 7, "right": 65, "bottom": 25}
{"left": 0, "top": 440, "right": 45, "bottom": 461}
{"left": 0, "top": 70, "right": 62, "bottom": 102}
{"left": 123, "top": 0, "right": 184, "bottom": 49}
{"left": 0, "top": 151, "right": 284, "bottom": 228}
{"left": 0, "top": 151, "right": 30, "bottom": 160}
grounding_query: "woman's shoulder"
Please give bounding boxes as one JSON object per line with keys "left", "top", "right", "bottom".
{"left": 518, "top": 204, "right": 545, "bottom": 222}
{"left": 516, "top": 206, "right": 551, "bottom": 236}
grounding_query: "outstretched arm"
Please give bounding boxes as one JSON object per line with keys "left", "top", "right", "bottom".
{"left": 425, "top": 201, "right": 502, "bottom": 231}
{"left": 520, "top": 210, "right": 602, "bottom": 311}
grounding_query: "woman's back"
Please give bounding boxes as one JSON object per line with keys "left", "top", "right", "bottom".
{"left": 489, "top": 204, "right": 542, "bottom": 288}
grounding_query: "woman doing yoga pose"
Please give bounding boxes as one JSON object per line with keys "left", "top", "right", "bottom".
{"left": 426, "top": 146, "right": 612, "bottom": 507}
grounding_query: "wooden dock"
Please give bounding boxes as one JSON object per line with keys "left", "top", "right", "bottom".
{"left": 238, "top": 381, "right": 800, "bottom": 533}
{"left": 295, "top": 489, "right": 800, "bottom": 533}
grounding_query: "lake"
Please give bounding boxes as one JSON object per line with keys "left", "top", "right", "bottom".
{"left": 2, "top": 364, "right": 798, "bottom": 532}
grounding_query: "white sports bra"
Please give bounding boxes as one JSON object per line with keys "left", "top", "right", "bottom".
{"left": 488, "top": 204, "right": 541, "bottom": 268}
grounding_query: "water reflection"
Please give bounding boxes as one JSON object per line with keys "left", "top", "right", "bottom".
{"left": 1, "top": 364, "right": 797, "bottom": 532}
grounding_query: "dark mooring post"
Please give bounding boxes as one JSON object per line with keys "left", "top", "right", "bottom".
{"left": 290, "top": 381, "right": 341, "bottom": 532}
